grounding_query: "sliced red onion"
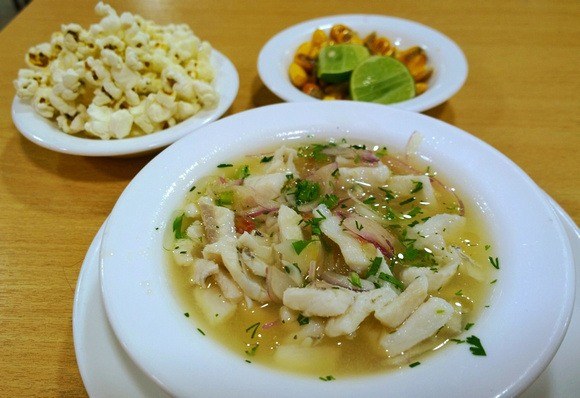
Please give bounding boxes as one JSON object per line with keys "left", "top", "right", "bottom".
{"left": 342, "top": 214, "right": 396, "bottom": 258}
{"left": 322, "top": 146, "right": 379, "bottom": 164}
{"left": 321, "top": 271, "right": 374, "bottom": 291}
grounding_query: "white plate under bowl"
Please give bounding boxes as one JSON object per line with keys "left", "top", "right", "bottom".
{"left": 72, "top": 196, "right": 579, "bottom": 397}
{"left": 258, "top": 14, "right": 467, "bottom": 112}
{"left": 99, "top": 102, "right": 574, "bottom": 397}
{"left": 12, "top": 50, "right": 239, "bottom": 157}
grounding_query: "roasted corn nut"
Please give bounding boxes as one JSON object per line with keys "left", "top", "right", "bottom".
{"left": 330, "top": 24, "right": 360, "bottom": 43}
{"left": 289, "top": 62, "right": 308, "bottom": 88}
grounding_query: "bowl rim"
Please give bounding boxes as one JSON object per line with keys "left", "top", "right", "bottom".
{"left": 257, "top": 14, "right": 468, "bottom": 112}
{"left": 11, "top": 49, "right": 239, "bottom": 157}
{"left": 99, "top": 102, "right": 574, "bottom": 397}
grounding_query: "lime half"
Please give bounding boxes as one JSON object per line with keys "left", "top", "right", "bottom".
{"left": 350, "top": 56, "right": 415, "bottom": 104}
{"left": 317, "top": 44, "right": 370, "bottom": 83}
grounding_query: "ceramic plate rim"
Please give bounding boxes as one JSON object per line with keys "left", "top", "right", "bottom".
{"left": 257, "top": 14, "right": 468, "bottom": 112}
{"left": 11, "top": 50, "right": 239, "bottom": 157}
{"left": 99, "top": 102, "right": 574, "bottom": 397}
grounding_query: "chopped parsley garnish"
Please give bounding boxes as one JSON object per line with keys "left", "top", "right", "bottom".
{"left": 235, "top": 165, "right": 250, "bottom": 179}
{"left": 297, "top": 314, "right": 310, "bottom": 325}
{"left": 305, "top": 218, "right": 322, "bottom": 235}
{"left": 172, "top": 213, "right": 186, "bottom": 239}
{"left": 216, "top": 191, "right": 234, "bottom": 206}
{"left": 294, "top": 179, "right": 321, "bottom": 205}
{"left": 217, "top": 163, "right": 232, "bottom": 168}
{"left": 197, "top": 328, "right": 205, "bottom": 335}
{"left": 355, "top": 220, "right": 364, "bottom": 231}
{"left": 455, "top": 290, "right": 463, "bottom": 296}
{"left": 490, "top": 279, "right": 497, "bottom": 284}
{"left": 320, "top": 194, "right": 339, "bottom": 209}
{"left": 331, "top": 168, "right": 340, "bottom": 177}
{"left": 409, "top": 361, "right": 421, "bottom": 368}
{"left": 488, "top": 256, "right": 500, "bottom": 269}
{"left": 184, "top": 312, "right": 190, "bottom": 317}
{"left": 319, "top": 375, "right": 335, "bottom": 381}
{"left": 466, "top": 335, "right": 486, "bottom": 356}
{"left": 363, "top": 195, "right": 376, "bottom": 204}
{"left": 484, "top": 244, "right": 491, "bottom": 251}
{"left": 399, "top": 197, "right": 416, "bottom": 206}
{"left": 408, "top": 220, "right": 419, "bottom": 228}
{"left": 366, "top": 257, "right": 382, "bottom": 277}
{"left": 349, "top": 272, "right": 362, "bottom": 288}
{"left": 378, "top": 272, "right": 404, "bottom": 290}
{"left": 285, "top": 173, "right": 294, "bottom": 180}
{"left": 260, "top": 155, "right": 274, "bottom": 163}
{"left": 465, "top": 322, "right": 475, "bottom": 331}
{"left": 379, "top": 187, "right": 395, "bottom": 201}
{"left": 292, "top": 239, "right": 312, "bottom": 255}
{"left": 189, "top": 185, "right": 196, "bottom": 192}
{"left": 410, "top": 180, "right": 424, "bottom": 194}
{"left": 245, "top": 344, "right": 259, "bottom": 356}
{"left": 407, "top": 206, "right": 423, "bottom": 217}
{"left": 245, "top": 322, "right": 260, "bottom": 339}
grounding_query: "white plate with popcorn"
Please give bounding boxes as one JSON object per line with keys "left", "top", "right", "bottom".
{"left": 11, "top": 2, "right": 239, "bottom": 157}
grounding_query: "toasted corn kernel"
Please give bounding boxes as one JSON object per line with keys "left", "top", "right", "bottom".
{"left": 311, "top": 29, "right": 327, "bottom": 47}
{"left": 296, "top": 41, "right": 312, "bottom": 56}
{"left": 415, "top": 82, "right": 428, "bottom": 95}
{"left": 412, "top": 67, "right": 433, "bottom": 83}
{"left": 302, "top": 82, "right": 323, "bottom": 99}
{"left": 289, "top": 62, "right": 308, "bottom": 88}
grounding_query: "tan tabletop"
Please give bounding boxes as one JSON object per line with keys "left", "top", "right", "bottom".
{"left": 0, "top": 0, "right": 578, "bottom": 396}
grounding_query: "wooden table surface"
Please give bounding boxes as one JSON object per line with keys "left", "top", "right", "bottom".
{"left": 0, "top": 0, "right": 578, "bottom": 396}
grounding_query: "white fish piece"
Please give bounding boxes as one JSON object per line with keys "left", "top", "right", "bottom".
{"left": 283, "top": 285, "right": 355, "bottom": 317}
{"left": 400, "top": 252, "right": 461, "bottom": 292}
{"left": 172, "top": 238, "right": 194, "bottom": 266}
{"left": 325, "top": 287, "right": 397, "bottom": 337}
{"left": 203, "top": 237, "right": 269, "bottom": 303}
{"left": 339, "top": 164, "right": 391, "bottom": 186}
{"left": 265, "top": 146, "right": 300, "bottom": 177}
{"left": 198, "top": 196, "right": 236, "bottom": 243}
{"left": 193, "top": 285, "right": 237, "bottom": 325}
{"left": 214, "top": 269, "right": 243, "bottom": 302}
{"left": 240, "top": 249, "right": 269, "bottom": 277}
{"left": 243, "top": 172, "right": 287, "bottom": 202}
{"left": 380, "top": 297, "right": 454, "bottom": 355}
{"left": 387, "top": 175, "right": 436, "bottom": 203}
{"left": 278, "top": 205, "right": 304, "bottom": 241}
{"left": 315, "top": 204, "right": 371, "bottom": 273}
{"left": 375, "top": 275, "right": 429, "bottom": 328}
{"left": 408, "top": 214, "right": 465, "bottom": 262}
{"left": 189, "top": 258, "right": 218, "bottom": 286}
{"left": 237, "top": 232, "right": 274, "bottom": 263}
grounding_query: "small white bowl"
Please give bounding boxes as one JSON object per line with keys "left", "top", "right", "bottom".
{"left": 100, "top": 102, "right": 574, "bottom": 397}
{"left": 258, "top": 14, "right": 467, "bottom": 112}
{"left": 11, "top": 50, "right": 239, "bottom": 157}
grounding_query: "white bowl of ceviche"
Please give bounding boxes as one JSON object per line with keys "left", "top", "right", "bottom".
{"left": 258, "top": 14, "right": 467, "bottom": 112}
{"left": 99, "top": 101, "right": 574, "bottom": 397}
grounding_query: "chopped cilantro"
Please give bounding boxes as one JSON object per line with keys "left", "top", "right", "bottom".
{"left": 488, "top": 256, "right": 500, "bottom": 269}
{"left": 217, "top": 163, "right": 232, "bottom": 168}
{"left": 379, "top": 187, "right": 395, "bottom": 201}
{"left": 294, "top": 179, "right": 321, "bottom": 205}
{"left": 292, "top": 240, "right": 312, "bottom": 255}
{"left": 172, "top": 213, "right": 186, "bottom": 239}
{"left": 260, "top": 155, "right": 274, "bottom": 163}
{"left": 466, "top": 335, "right": 486, "bottom": 356}
{"left": 366, "top": 257, "right": 382, "bottom": 277}
{"left": 197, "top": 328, "right": 205, "bottom": 335}
{"left": 407, "top": 206, "right": 423, "bottom": 217}
{"left": 319, "top": 375, "right": 335, "bottom": 381}
{"left": 245, "top": 344, "right": 259, "bottom": 356}
{"left": 297, "top": 314, "right": 310, "bottom": 325}
{"left": 378, "top": 272, "right": 404, "bottom": 290}
{"left": 184, "top": 312, "right": 190, "bottom": 317}
{"left": 399, "top": 197, "right": 415, "bottom": 206}
{"left": 235, "top": 165, "right": 250, "bottom": 179}
{"left": 349, "top": 272, "right": 362, "bottom": 288}
{"left": 409, "top": 361, "right": 421, "bottom": 368}
{"left": 216, "top": 191, "right": 234, "bottom": 206}
{"left": 189, "top": 185, "right": 196, "bottom": 192}
{"left": 410, "top": 180, "right": 423, "bottom": 194}
{"left": 245, "top": 322, "right": 260, "bottom": 339}
{"left": 465, "top": 322, "right": 475, "bottom": 331}
{"left": 363, "top": 196, "right": 376, "bottom": 205}
{"left": 320, "top": 194, "right": 339, "bottom": 209}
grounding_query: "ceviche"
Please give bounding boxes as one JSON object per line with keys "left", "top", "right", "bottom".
{"left": 168, "top": 137, "right": 496, "bottom": 377}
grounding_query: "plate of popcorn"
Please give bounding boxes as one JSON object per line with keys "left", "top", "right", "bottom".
{"left": 11, "top": 2, "right": 239, "bottom": 157}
